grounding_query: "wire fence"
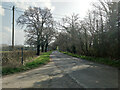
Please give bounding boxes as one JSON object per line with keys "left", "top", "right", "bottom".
{"left": 2, "top": 46, "right": 36, "bottom": 68}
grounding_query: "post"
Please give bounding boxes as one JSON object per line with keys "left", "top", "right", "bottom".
{"left": 118, "top": 2, "right": 120, "bottom": 59}
{"left": 21, "top": 47, "right": 23, "bottom": 64}
{"left": 12, "top": 6, "right": 15, "bottom": 49}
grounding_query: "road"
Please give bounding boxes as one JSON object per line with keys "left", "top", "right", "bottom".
{"left": 2, "top": 51, "right": 118, "bottom": 88}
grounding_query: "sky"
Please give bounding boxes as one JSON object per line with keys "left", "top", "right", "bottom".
{"left": 0, "top": 0, "right": 99, "bottom": 46}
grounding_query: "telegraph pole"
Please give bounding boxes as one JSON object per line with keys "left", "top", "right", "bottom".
{"left": 118, "top": 2, "right": 120, "bottom": 58}
{"left": 12, "top": 6, "right": 15, "bottom": 49}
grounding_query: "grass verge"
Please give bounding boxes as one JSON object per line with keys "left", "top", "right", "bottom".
{"left": 61, "top": 51, "right": 120, "bottom": 68}
{"left": 2, "top": 51, "right": 52, "bottom": 75}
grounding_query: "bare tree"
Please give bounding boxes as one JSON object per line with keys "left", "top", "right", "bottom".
{"left": 17, "top": 7, "right": 53, "bottom": 55}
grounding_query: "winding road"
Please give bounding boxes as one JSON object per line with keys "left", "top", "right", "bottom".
{"left": 2, "top": 51, "right": 119, "bottom": 88}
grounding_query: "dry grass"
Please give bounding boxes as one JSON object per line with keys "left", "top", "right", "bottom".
{"left": 2, "top": 50, "right": 36, "bottom": 68}
{"left": 2, "top": 51, "right": 52, "bottom": 75}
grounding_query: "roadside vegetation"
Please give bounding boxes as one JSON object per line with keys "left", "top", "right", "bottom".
{"left": 61, "top": 51, "right": 120, "bottom": 68}
{"left": 2, "top": 50, "right": 36, "bottom": 68}
{"left": 2, "top": 51, "right": 52, "bottom": 75}
{"left": 50, "top": 1, "right": 120, "bottom": 68}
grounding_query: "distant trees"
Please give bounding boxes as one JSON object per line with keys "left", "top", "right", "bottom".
{"left": 54, "top": 14, "right": 86, "bottom": 55}
{"left": 17, "top": 7, "right": 55, "bottom": 55}
{"left": 52, "top": 0, "right": 120, "bottom": 59}
{"left": 59, "top": 14, "right": 81, "bottom": 54}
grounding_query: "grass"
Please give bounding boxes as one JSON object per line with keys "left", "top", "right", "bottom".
{"left": 61, "top": 51, "right": 120, "bottom": 68}
{"left": 2, "top": 51, "right": 52, "bottom": 75}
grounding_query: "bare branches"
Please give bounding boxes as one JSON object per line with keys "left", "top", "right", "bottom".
{"left": 17, "top": 7, "right": 54, "bottom": 55}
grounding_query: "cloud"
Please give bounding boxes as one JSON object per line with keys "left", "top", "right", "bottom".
{"left": 0, "top": 5, "right": 5, "bottom": 16}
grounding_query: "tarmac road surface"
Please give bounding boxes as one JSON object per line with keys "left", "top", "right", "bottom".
{"left": 2, "top": 51, "right": 119, "bottom": 88}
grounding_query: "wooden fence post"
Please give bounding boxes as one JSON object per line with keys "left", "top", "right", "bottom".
{"left": 21, "top": 47, "right": 23, "bottom": 64}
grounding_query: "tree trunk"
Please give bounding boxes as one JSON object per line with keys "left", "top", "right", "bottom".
{"left": 36, "top": 44, "right": 40, "bottom": 55}
{"left": 84, "top": 27, "right": 88, "bottom": 55}
{"left": 72, "top": 45, "right": 76, "bottom": 54}
{"left": 45, "top": 43, "right": 48, "bottom": 52}
{"left": 41, "top": 45, "right": 44, "bottom": 52}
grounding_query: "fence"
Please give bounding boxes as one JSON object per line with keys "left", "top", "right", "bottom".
{"left": 2, "top": 47, "right": 36, "bottom": 68}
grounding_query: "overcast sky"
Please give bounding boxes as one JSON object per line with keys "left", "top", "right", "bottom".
{"left": 0, "top": 0, "right": 99, "bottom": 45}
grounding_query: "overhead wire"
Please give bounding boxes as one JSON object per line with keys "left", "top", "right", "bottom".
{"left": 2, "top": 3, "right": 66, "bottom": 17}
{"left": 2, "top": 4, "right": 12, "bottom": 8}
{"left": 2, "top": 6, "right": 64, "bottom": 20}
{"left": 15, "top": 7, "right": 65, "bottom": 17}
{"left": 2, "top": 7, "right": 12, "bottom": 11}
